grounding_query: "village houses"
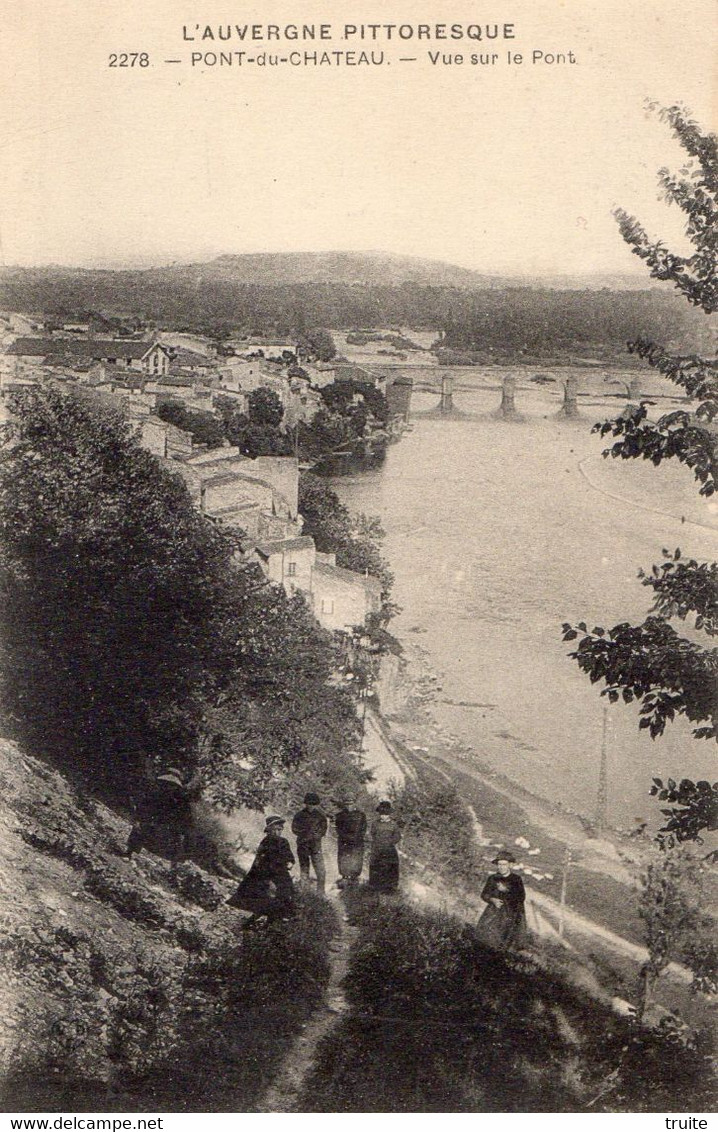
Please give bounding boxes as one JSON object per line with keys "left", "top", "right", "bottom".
{"left": 166, "top": 445, "right": 381, "bottom": 634}
{"left": 0, "top": 322, "right": 389, "bottom": 637}
{"left": 5, "top": 337, "right": 172, "bottom": 377}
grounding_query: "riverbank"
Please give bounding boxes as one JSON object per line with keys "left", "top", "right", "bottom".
{"left": 366, "top": 684, "right": 718, "bottom": 1032}
{"left": 371, "top": 643, "right": 649, "bottom": 943}
{"left": 330, "top": 388, "right": 718, "bottom": 826}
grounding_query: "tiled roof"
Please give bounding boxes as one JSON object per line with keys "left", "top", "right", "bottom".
{"left": 255, "top": 536, "right": 315, "bottom": 556}
{"left": 151, "top": 374, "right": 195, "bottom": 387}
{"left": 6, "top": 337, "right": 165, "bottom": 361}
{"left": 169, "top": 348, "right": 213, "bottom": 366}
{"left": 313, "top": 560, "right": 382, "bottom": 594}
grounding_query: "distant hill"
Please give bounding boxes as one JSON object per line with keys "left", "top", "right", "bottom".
{"left": 159, "top": 251, "right": 493, "bottom": 289}
{"left": 2, "top": 251, "right": 705, "bottom": 360}
{"left": 0, "top": 251, "right": 653, "bottom": 293}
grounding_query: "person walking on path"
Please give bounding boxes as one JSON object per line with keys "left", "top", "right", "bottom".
{"left": 227, "top": 816, "right": 295, "bottom": 929}
{"left": 125, "top": 765, "right": 202, "bottom": 863}
{"left": 475, "top": 851, "right": 528, "bottom": 950}
{"left": 292, "top": 792, "right": 328, "bottom": 895}
{"left": 368, "top": 800, "right": 401, "bottom": 894}
{"left": 333, "top": 797, "right": 367, "bottom": 888}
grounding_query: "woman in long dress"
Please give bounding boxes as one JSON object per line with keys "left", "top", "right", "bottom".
{"left": 476, "top": 851, "right": 528, "bottom": 950}
{"left": 368, "top": 800, "right": 401, "bottom": 894}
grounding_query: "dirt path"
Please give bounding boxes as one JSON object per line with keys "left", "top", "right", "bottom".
{"left": 260, "top": 889, "right": 356, "bottom": 1113}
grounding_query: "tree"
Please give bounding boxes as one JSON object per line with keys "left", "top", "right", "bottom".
{"left": 0, "top": 386, "right": 358, "bottom": 808}
{"left": 298, "top": 474, "right": 395, "bottom": 610}
{"left": 247, "top": 387, "right": 284, "bottom": 428}
{"left": 638, "top": 846, "right": 717, "bottom": 1016}
{"left": 562, "top": 104, "right": 718, "bottom": 848}
{"left": 197, "top": 576, "right": 361, "bottom": 811}
{"left": 320, "top": 379, "right": 390, "bottom": 429}
{"left": 297, "top": 328, "right": 337, "bottom": 363}
{"left": 156, "top": 402, "right": 225, "bottom": 449}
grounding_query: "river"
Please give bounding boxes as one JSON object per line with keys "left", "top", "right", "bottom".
{"left": 331, "top": 379, "right": 718, "bottom": 829}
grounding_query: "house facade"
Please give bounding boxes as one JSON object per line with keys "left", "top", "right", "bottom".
{"left": 5, "top": 338, "right": 171, "bottom": 377}
{"left": 311, "top": 557, "right": 382, "bottom": 633}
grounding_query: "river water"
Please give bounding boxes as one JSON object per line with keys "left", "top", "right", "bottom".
{"left": 331, "top": 379, "right": 718, "bottom": 828}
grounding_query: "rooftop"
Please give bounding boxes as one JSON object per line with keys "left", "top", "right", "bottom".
{"left": 255, "top": 536, "right": 315, "bottom": 556}
{"left": 6, "top": 337, "right": 166, "bottom": 361}
{"left": 314, "top": 560, "right": 382, "bottom": 594}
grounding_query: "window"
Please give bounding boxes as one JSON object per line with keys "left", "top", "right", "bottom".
{"left": 321, "top": 598, "right": 334, "bottom": 614}
{"left": 287, "top": 562, "right": 297, "bottom": 577}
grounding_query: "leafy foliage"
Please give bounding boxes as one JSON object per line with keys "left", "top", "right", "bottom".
{"left": 648, "top": 777, "right": 718, "bottom": 851}
{"left": 298, "top": 473, "right": 395, "bottom": 610}
{"left": 0, "top": 386, "right": 358, "bottom": 807}
{"left": 564, "top": 104, "right": 718, "bottom": 845}
{"left": 561, "top": 615, "right": 717, "bottom": 740}
{"left": 297, "top": 327, "right": 337, "bottom": 362}
{"left": 319, "top": 378, "right": 390, "bottom": 429}
{"left": 247, "top": 386, "right": 284, "bottom": 428}
{"left": 387, "top": 778, "right": 481, "bottom": 887}
{"left": 156, "top": 401, "right": 226, "bottom": 449}
{"left": 212, "top": 391, "right": 294, "bottom": 459}
{"left": 300, "top": 895, "right": 716, "bottom": 1112}
{"left": 614, "top": 103, "right": 718, "bottom": 313}
{"left": 638, "top": 846, "right": 717, "bottom": 1010}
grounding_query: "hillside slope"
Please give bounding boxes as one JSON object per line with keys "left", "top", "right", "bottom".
{"left": 0, "top": 252, "right": 655, "bottom": 294}
{"left": 0, "top": 738, "right": 336, "bottom": 1112}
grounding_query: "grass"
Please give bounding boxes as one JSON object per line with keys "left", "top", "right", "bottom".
{"left": 298, "top": 889, "right": 716, "bottom": 1113}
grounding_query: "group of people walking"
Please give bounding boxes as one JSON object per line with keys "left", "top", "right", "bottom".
{"left": 228, "top": 792, "right": 402, "bottom": 929}
{"left": 126, "top": 768, "right": 528, "bottom": 949}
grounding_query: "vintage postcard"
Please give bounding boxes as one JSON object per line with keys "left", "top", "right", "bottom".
{"left": 0, "top": 0, "right": 716, "bottom": 1120}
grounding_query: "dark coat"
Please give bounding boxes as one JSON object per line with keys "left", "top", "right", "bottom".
{"left": 135, "top": 772, "right": 202, "bottom": 829}
{"left": 292, "top": 806, "right": 328, "bottom": 844}
{"left": 368, "top": 816, "right": 401, "bottom": 893}
{"left": 476, "top": 871, "right": 528, "bottom": 949}
{"left": 234, "top": 834, "right": 295, "bottom": 902}
{"left": 335, "top": 808, "right": 367, "bottom": 850}
{"left": 127, "top": 772, "right": 202, "bottom": 859}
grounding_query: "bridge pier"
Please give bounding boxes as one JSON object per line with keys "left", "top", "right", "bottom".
{"left": 439, "top": 372, "right": 454, "bottom": 413}
{"left": 499, "top": 374, "right": 519, "bottom": 419}
{"left": 628, "top": 377, "right": 642, "bottom": 402}
{"left": 558, "top": 376, "right": 580, "bottom": 419}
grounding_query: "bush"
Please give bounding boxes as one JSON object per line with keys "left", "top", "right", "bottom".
{"left": 300, "top": 894, "right": 716, "bottom": 1113}
{"left": 388, "top": 778, "right": 481, "bottom": 887}
{"left": 130, "top": 891, "right": 339, "bottom": 1111}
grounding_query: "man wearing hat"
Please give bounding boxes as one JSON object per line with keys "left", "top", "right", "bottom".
{"left": 292, "top": 792, "right": 328, "bottom": 895}
{"left": 227, "top": 816, "right": 295, "bottom": 928}
{"left": 125, "top": 765, "right": 202, "bottom": 862}
{"left": 475, "top": 851, "right": 528, "bottom": 950}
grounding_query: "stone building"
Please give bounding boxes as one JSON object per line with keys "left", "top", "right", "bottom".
{"left": 5, "top": 338, "right": 172, "bottom": 377}
{"left": 311, "top": 555, "right": 383, "bottom": 633}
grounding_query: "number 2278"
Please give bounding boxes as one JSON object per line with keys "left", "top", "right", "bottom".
{"left": 108, "top": 53, "right": 150, "bottom": 67}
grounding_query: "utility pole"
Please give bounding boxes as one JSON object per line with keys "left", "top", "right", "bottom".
{"left": 596, "top": 705, "right": 609, "bottom": 833}
{"left": 558, "top": 845, "right": 572, "bottom": 939}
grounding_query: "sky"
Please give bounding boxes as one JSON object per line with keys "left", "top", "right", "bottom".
{"left": 0, "top": 0, "right": 715, "bottom": 275}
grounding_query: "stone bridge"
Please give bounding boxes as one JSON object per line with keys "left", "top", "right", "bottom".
{"left": 376, "top": 365, "right": 644, "bottom": 418}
